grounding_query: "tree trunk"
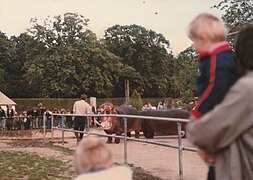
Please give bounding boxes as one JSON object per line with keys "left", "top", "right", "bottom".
{"left": 125, "top": 79, "right": 129, "bottom": 105}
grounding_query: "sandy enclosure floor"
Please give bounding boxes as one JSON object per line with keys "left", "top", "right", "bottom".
{"left": 53, "top": 128, "right": 208, "bottom": 180}
{"left": 0, "top": 128, "right": 208, "bottom": 180}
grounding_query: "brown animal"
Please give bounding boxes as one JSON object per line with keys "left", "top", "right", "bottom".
{"left": 138, "top": 109, "right": 190, "bottom": 138}
{"left": 100, "top": 104, "right": 142, "bottom": 144}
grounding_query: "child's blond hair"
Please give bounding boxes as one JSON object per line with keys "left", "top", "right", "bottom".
{"left": 73, "top": 137, "right": 113, "bottom": 175}
{"left": 187, "top": 13, "right": 227, "bottom": 42}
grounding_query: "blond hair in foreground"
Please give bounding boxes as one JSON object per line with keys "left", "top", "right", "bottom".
{"left": 187, "top": 13, "right": 227, "bottom": 42}
{"left": 73, "top": 137, "right": 113, "bottom": 175}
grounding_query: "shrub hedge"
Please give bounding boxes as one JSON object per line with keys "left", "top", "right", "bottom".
{"left": 13, "top": 97, "right": 193, "bottom": 114}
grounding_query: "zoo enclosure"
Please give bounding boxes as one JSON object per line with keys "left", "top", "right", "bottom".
{"left": 49, "top": 113, "right": 197, "bottom": 180}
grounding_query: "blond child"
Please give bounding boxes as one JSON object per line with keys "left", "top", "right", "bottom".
{"left": 186, "top": 13, "right": 239, "bottom": 180}
{"left": 187, "top": 25, "right": 253, "bottom": 180}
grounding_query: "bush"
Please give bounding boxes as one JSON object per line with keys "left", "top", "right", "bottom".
{"left": 129, "top": 90, "right": 143, "bottom": 110}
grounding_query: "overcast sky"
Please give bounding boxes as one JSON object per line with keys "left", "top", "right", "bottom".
{"left": 0, "top": 0, "right": 223, "bottom": 54}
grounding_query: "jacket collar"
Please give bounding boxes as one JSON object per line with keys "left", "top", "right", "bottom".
{"left": 198, "top": 42, "right": 231, "bottom": 60}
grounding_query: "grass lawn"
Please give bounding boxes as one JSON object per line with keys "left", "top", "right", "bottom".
{"left": 0, "top": 151, "right": 74, "bottom": 180}
{"left": 0, "top": 139, "right": 164, "bottom": 180}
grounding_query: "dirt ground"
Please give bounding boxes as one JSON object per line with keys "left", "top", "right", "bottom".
{"left": 0, "top": 129, "right": 208, "bottom": 180}
{"left": 54, "top": 128, "right": 208, "bottom": 180}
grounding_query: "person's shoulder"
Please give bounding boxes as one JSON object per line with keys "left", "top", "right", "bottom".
{"left": 237, "top": 72, "right": 253, "bottom": 88}
{"left": 110, "top": 165, "right": 132, "bottom": 172}
{"left": 74, "top": 100, "right": 82, "bottom": 104}
{"left": 228, "top": 73, "right": 253, "bottom": 98}
{"left": 108, "top": 165, "right": 133, "bottom": 178}
{"left": 82, "top": 100, "right": 90, "bottom": 106}
{"left": 75, "top": 166, "right": 132, "bottom": 180}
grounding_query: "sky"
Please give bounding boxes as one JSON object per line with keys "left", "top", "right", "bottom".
{"left": 0, "top": 0, "right": 223, "bottom": 55}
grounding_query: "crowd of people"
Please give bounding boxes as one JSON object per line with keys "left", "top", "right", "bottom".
{"left": 141, "top": 100, "right": 167, "bottom": 111}
{"left": 0, "top": 103, "right": 78, "bottom": 131}
{"left": 0, "top": 98, "right": 101, "bottom": 131}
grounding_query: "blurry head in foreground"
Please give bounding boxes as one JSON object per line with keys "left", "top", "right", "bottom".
{"left": 73, "top": 137, "right": 113, "bottom": 175}
{"left": 187, "top": 13, "right": 227, "bottom": 53}
{"left": 73, "top": 137, "right": 133, "bottom": 180}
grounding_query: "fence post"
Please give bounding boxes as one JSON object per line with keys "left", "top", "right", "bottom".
{"left": 87, "top": 115, "right": 90, "bottom": 135}
{"left": 43, "top": 114, "right": 46, "bottom": 142}
{"left": 124, "top": 117, "right": 128, "bottom": 164}
{"left": 62, "top": 115, "right": 64, "bottom": 145}
{"left": 51, "top": 116, "right": 54, "bottom": 142}
{"left": 177, "top": 122, "right": 183, "bottom": 179}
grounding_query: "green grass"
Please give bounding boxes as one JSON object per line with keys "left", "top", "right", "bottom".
{"left": 1, "top": 139, "right": 164, "bottom": 180}
{"left": 0, "top": 151, "right": 74, "bottom": 180}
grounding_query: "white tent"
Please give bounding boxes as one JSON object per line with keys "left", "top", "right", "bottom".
{"left": 0, "top": 91, "right": 17, "bottom": 111}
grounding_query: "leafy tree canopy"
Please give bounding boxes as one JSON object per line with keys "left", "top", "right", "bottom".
{"left": 23, "top": 13, "right": 123, "bottom": 98}
{"left": 104, "top": 24, "right": 173, "bottom": 97}
{"left": 214, "top": 0, "right": 253, "bottom": 44}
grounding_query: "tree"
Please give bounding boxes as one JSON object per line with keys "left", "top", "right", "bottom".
{"left": 129, "top": 90, "right": 143, "bottom": 110}
{"left": 23, "top": 13, "right": 123, "bottom": 98}
{"left": 8, "top": 33, "right": 41, "bottom": 97}
{"left": 103, "top": 24, "right": 174, "bottom": 97}
{"left": 171, "top": 47, "right": 197, "bottom": 102}
{"left": 23, "top": 13, "right": 91, "bottom": 97}
{"left": 0, "top": 31, "right": 16, "bottom": 96}
{"left": 84, "top": 43, "right": 123, "bottom": 98}
{"left": 214, "top": 0, "right": 253, "bottom": 45}
{"left": 119, "top": 66, "right": 143, "bottom": 104}
{"left": 0, "top": 32, "right": 9, "bottom": 93}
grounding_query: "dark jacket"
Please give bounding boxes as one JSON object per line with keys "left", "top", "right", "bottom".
{"left": 0, "top": 109, "right": 6, "bottom": 117}
{"left": 191, "top": 43, "right": 239, "bottom": 119}
{"left": 6, "top": 108, "right": 14, "bottom": 118}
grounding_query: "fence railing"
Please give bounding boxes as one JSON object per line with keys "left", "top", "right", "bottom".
{"left": 49, "top": 113, "right": 197, "bottom": 179}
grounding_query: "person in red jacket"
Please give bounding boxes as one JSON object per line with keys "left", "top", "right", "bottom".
{"left": 187, "top": 24, "right": 253, "bottom": 180}
{"left": 186, "top": 13, "right": 239, "bottom": 180}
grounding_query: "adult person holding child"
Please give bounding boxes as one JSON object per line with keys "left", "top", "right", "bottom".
{"left": 187, "top": 25, "right": 253, "bottom": 180}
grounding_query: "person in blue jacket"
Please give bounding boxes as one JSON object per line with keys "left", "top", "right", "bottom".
{"left": 186, "top": 13, "right": 239, "bottom": 180}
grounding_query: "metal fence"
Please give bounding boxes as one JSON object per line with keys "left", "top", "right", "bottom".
{"left": 49, "top": 113, "right": 197, "bottom": 179}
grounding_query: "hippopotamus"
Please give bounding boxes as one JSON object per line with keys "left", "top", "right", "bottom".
{"left": 138, "top": 109, "right": 190, "bottom": 138}
{"left": 100, "top": 104, "right": 142, "bottom": 144}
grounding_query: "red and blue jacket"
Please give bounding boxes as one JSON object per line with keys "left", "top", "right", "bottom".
{"left": 191, "top": 43, "right": 239, "bottom": 119}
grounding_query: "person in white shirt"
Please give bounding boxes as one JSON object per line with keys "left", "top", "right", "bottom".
{"left": 73, "top": 94, "right": 90, "bottom": 143}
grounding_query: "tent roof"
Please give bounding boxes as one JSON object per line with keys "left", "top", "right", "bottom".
{"left": 0, "top": 91, "right": 17, "bottom": 106}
